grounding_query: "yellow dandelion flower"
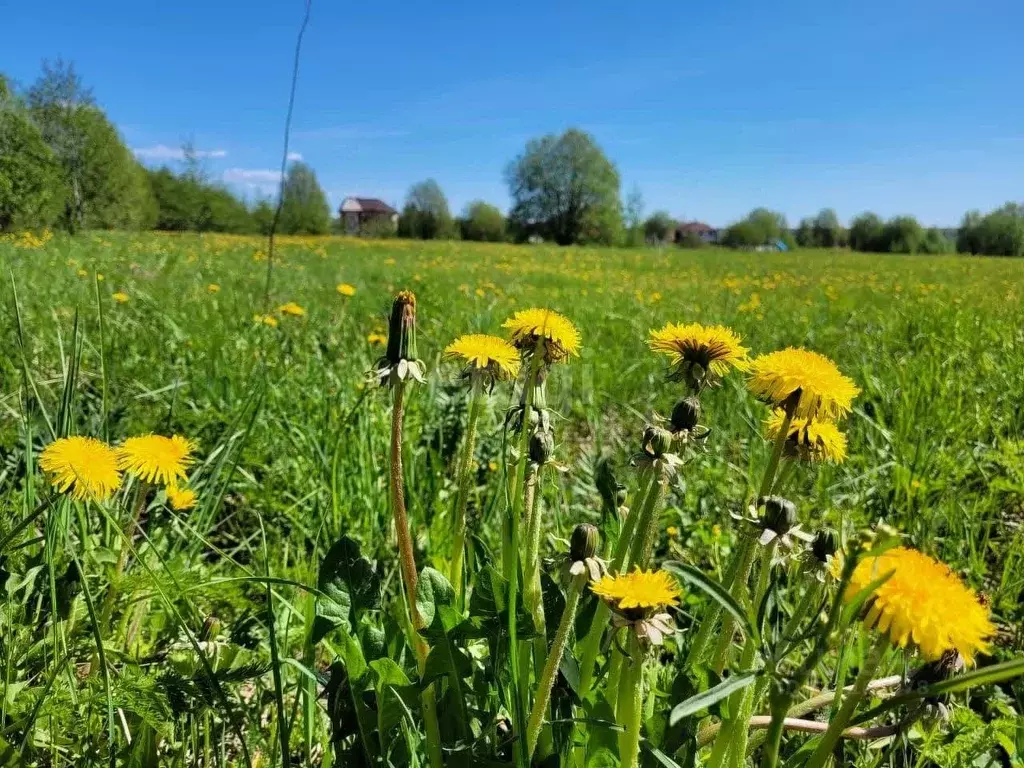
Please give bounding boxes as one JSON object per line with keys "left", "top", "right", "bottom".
{"left": 207, "top": 283, "right": 221, "bottom": 293}
{"left": 747, "top": 348, "right": 860, "bottom": 420}
{"left": 444, "top": 334, "right": 521, "bottom": 381}
{"left": 502, "top": 308, "right": 581, "bottom": 363}
{"left": 277, "top": 302, "right": 306, "bottom": 317}
{"left": 845, "top": 547, "right": 994, "bottom": 664}
{"left": 39, "top": 436, "right": 122, "bottom": 502}
{"left": 117, "top": 435, "right": 196, "bottom": 486}
{"left": 648, "top": 322, "right": 749, "bottom": 382}
{"left": 666, "top": 525, "right": 679, "bottom": 537}
{"left": 337, "top": 283, "right": 357, "bottom": 297}
{"left": 254, "top": 313, "right": 279, "bottom": 328}
{"left": 765, "top": 409, "right": 848, "bottom": 464}
{"left": 367, "top": 332, "right": 387, "bottom": 345}
{"left": 77, "top": 268, "right": 88, "bottom": 277}
{"left": 112, "top": 292, "right": 129, "bottom": 303}
{"left": 166, "top": 484, "right": 197, "bottom": 511}
{"left": 591, "top": 569, "right": 682, "bottom": 611}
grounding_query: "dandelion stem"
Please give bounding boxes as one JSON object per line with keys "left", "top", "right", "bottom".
{"left": 617, "top": 633, "right": 645, "bottom": 768}
{"left": 629, "top": 465, "right": 669, "bottom": 570}
{"left": 804, "top": 634, "right": 890, "bottom": 768}
{"left": 576, "top": 469, "right": 654, "bottom": 696}
{"left": 526, "top": 572, "right": 585, "bottom": 761}
{"left": 450, "top": 381, "right": 484, "bottom": 607}
{"left": 100, "top": 481, "right": 150, "bottom": 626}
{"left": 389, "top": 381, "right": 444, "bottom": 768}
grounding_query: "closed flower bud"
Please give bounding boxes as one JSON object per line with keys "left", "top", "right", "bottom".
{"left": 529, "top": 429, "right": 555, "bottom": 465}
{"left": 761, "top": 496, "right": 797, "bottom": 535}
{"left": 385, "top": 290, "right": 416, "bottom": 365}
{"left": 811, "top": 528, "right": 839, "bottom": 563}
{"left": 642, "top": 425, "right": 674, "bottom": 457}
{"left": 570, "top": 523, "right": 600, "bottom": 562}
{"left": 670, "top": 396, "right": 702, "bottom": 433}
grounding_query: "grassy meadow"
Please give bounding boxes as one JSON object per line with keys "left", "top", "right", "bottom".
{"left": 1, "top": 231, "right": 1022, "bottom": 766}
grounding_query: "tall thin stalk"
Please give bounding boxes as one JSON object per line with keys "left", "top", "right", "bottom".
{"left": 99, "top": 481, "right": 150, "bottom": 626}
{"left": 450, "top": 380, "right": 484, "bottom": 606}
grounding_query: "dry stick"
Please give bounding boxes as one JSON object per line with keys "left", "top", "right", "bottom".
{"left": 390, "top": 383, "right": 444, "bottom": 768}
{"left": 695, "top": 676, "right": 904, "bottom": 748}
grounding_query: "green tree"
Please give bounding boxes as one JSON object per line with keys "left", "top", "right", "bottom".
{"left": 848, "top": 212, "right": 885, "bottom": 252}
{"left": 957, "top": 203, "right": 1024, "bottom": 256}
{"left": 722, "top": 208, "right": 790, "bottom": 248}
{"left": 459, "top": 200, "right": 506, "bottom": 242}
{"left": 622, "top": 185, "right": 645, "bottom": 246}
{"left": 148, "top": 166, "right": 255, "bottom": 233}
{"left": 643, "top": 211, "right": 676, "bottom": 244}
{"left": 506, "top": 128, "right": 622, "bottom": 245}
{"left": 0, "top": 82, "right": 64, "bottom": 231}
{"left": 881, "top": 215, "right": 924, "bottom": 253}
{"left": 278, "top": 161, "right": 330, "bottom": 235}
{"left": 251, "top": 198, "right": 275, "bottom": 235}
{"left": 398, "top": 179, "right": 455, "bottom": 239}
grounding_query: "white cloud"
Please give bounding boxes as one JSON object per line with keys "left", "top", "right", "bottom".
{"left": 222, "top": 168, "right": 283, "bottom": 184}
{"left": 133, "top": 144, "right": 227, "bottom": 160}
{"left": 287, "top": 151, "right": 303, "bottom": 161}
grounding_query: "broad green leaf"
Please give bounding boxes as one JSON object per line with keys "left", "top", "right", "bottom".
{"left": 668, "top": 671, "right": 758, "bottom": 726}
{"left": 313, "top": 536, "right": 380, "bottom": 643}
{"left": 415, "top": 567, "right": 456, "bottom": 631}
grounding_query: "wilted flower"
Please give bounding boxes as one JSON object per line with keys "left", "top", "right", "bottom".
{"left": 561, "top": 523, "right": 606, "bottom": 583}
{"left": 372, "top": 291, "right": 426, "bottom": 387}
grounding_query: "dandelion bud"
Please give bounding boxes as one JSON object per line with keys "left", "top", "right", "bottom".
{"left": 201, "top": 615, "right": 220, "bottom": 642}
{"left": 641, "top": 425, "right": 674, "bottom": 457}
{"left": 529, "top": 429, "right": 555, "bottom": 465}
{"left": 811, "top": 528, "right": 839, "bottom": 563}
{"left": 385, "top": 290, "right": 416, "bottom": 364}
{"left": 570, "top": 523, "right": 600, "bottom": 562}
{"left": 761, "top": 496, "right": 797, "bottom": 535}
{"left": 670, "top": 396, "right": 702, "bottom": 433}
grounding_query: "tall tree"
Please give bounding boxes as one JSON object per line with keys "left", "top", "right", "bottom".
{"left": 505, "top": 128, "right": 622, "bottom": 245}
{"left": 622, "top": 185, "right": 645, "bottom": 246}
{"left": 643, "top": 211, "right": 676, "bottom": 244}
{"left": 398, "top": 179, "right": 454, "bottom": 239}
{"left": 278, "top": 161, "right": 330, "bottom": 235}
{"left": 459, "top": 200, "right": 505, "bottom": 242}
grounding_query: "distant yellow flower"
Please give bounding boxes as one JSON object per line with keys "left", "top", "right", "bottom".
{"left": 648, "top": 322, "right": 748, "bottom": 385}
{"left": 254, "top": 313, "right": 279, "bottom": 328}
{"left": 591, "top": 569, "right": 682, "bottom": 611}
{"left": 765, "top": 409, "right": 847, "bottom": 464}
{"left": 112, "top": 292, "right": 129, "bottom": 303}
{"left": 336, "top": 283, "right": 356, "bottom": 297}
{"left": 367, "top": 332, "right": 387, "bottom": 345}
{"left": 444, "top": 334, "right": 521, "bottom": 382}
{"left": 77, "top": 269, "right": 88, "bottom": 278}
{"left": 502, "top": 308, "right": 580, "bottom": 363}
{"left": 166, "top": 484, "right": 197, "bottom": 511}
{"left": 277, "top": 302, "right": 306, "bottom": 317}
{"left": 846, "top": 547, "right": 993, "bottom": 664}
{"left": 40, "top": 436, "right": 122, "bottom": 502}
{"left": 117, "top": 435, "right": 196, "bottom": 486}
{"left": 666, "top": 525, "right": 679, "bottom": 537}
{"left": 747, "top": 348, "right": 860, "bottom": 420}
{"left": 207, "top": 283, "right": 221, "bottom": 293}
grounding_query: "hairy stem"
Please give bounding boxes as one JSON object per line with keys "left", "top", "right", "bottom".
{"left": 450, "top": 383, "right": 484, "bottom": 607}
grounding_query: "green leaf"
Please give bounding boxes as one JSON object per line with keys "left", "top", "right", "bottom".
{"left": 664, "top": 561, "right": 757, "bottom": 644}
{"left": 0, "top": 735, "right": 26, "bottom": 767}
{"left": 313, "top": 536, "right": 380, "bottom": 643}
{"left": 415, "top": 567, "right": 456, "bottom": 631}
{"left": 668, "top": 671, "right": 758, "bottom": 726}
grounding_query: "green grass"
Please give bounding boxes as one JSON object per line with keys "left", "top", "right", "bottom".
{"left": 1, "top": 231, "right": 1022, "bottom": 766}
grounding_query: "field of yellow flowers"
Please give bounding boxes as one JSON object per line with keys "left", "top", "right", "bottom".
{"left": 0, "top": 230, "right": 1022, "bottom": 768}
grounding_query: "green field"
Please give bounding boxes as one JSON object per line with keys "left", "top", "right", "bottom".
{"left": 1, "top": 231, "right": 1022, "bottom": 766}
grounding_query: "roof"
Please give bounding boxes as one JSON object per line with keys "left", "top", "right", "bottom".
{"left": 677, "top": 221, "right": 716, "bottom": 234}
{"left": 340, "top": 197, "right": 397, "bottom": 214}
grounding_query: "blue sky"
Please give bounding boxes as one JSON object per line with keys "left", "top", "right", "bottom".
{"left": 4, "top": 0, "right": 1023, "bottom": 226}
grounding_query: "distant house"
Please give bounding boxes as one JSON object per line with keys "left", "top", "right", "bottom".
{"left": 675, "top": 221, "right": 719, "bottom": 244}
{"left": 339, "top": 197, "right": 398, "bottom": 234}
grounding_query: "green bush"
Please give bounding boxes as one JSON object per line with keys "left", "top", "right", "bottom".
{"left": 459, "top": 200, "right": 505, "bottom": 242}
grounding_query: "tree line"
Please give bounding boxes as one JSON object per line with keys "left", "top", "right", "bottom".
{"left": 3, "top": 63, "right": 1022, "bottom": 256}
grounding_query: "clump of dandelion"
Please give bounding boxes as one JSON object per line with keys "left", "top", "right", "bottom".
{"left": 648, "top": 321, "right": 748, "bottom": 391}
{"left": 254, "top": 313, "right": 279, "bottom": 328}
{"left": 747, "top": 347, "right": 860, "bottom": 421}
{"left": 117, "top": 435, "right": 196, "bottom": 487}
{"left": 764, "top": 409, "right": 847, "bottom": 464}
{"left": 112, "top": 291, "right": 129, "bottom": 303}
{"left": 846, "top": 546, "right": 993, "bottom": 663}
{"left": 277, "top": 301, "right": 306, "bottom": 317}
{"left": 336, "top": 283, "right": 356, "bottom": 297}
{"left": 207, "top": 283, "right": 220, "bottom": 293}
{"left": 166, "top": 484, "right": 197, "bottom": 511}
{"left": 40, "top": 436, "right": 122, "bottom": 502}
{"left": 502, "top": 307, "right": 580, "bottom": 364}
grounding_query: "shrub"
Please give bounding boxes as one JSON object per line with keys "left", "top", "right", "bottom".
{"left": 459, "top": 201, "right": 505, "bottom": 242}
